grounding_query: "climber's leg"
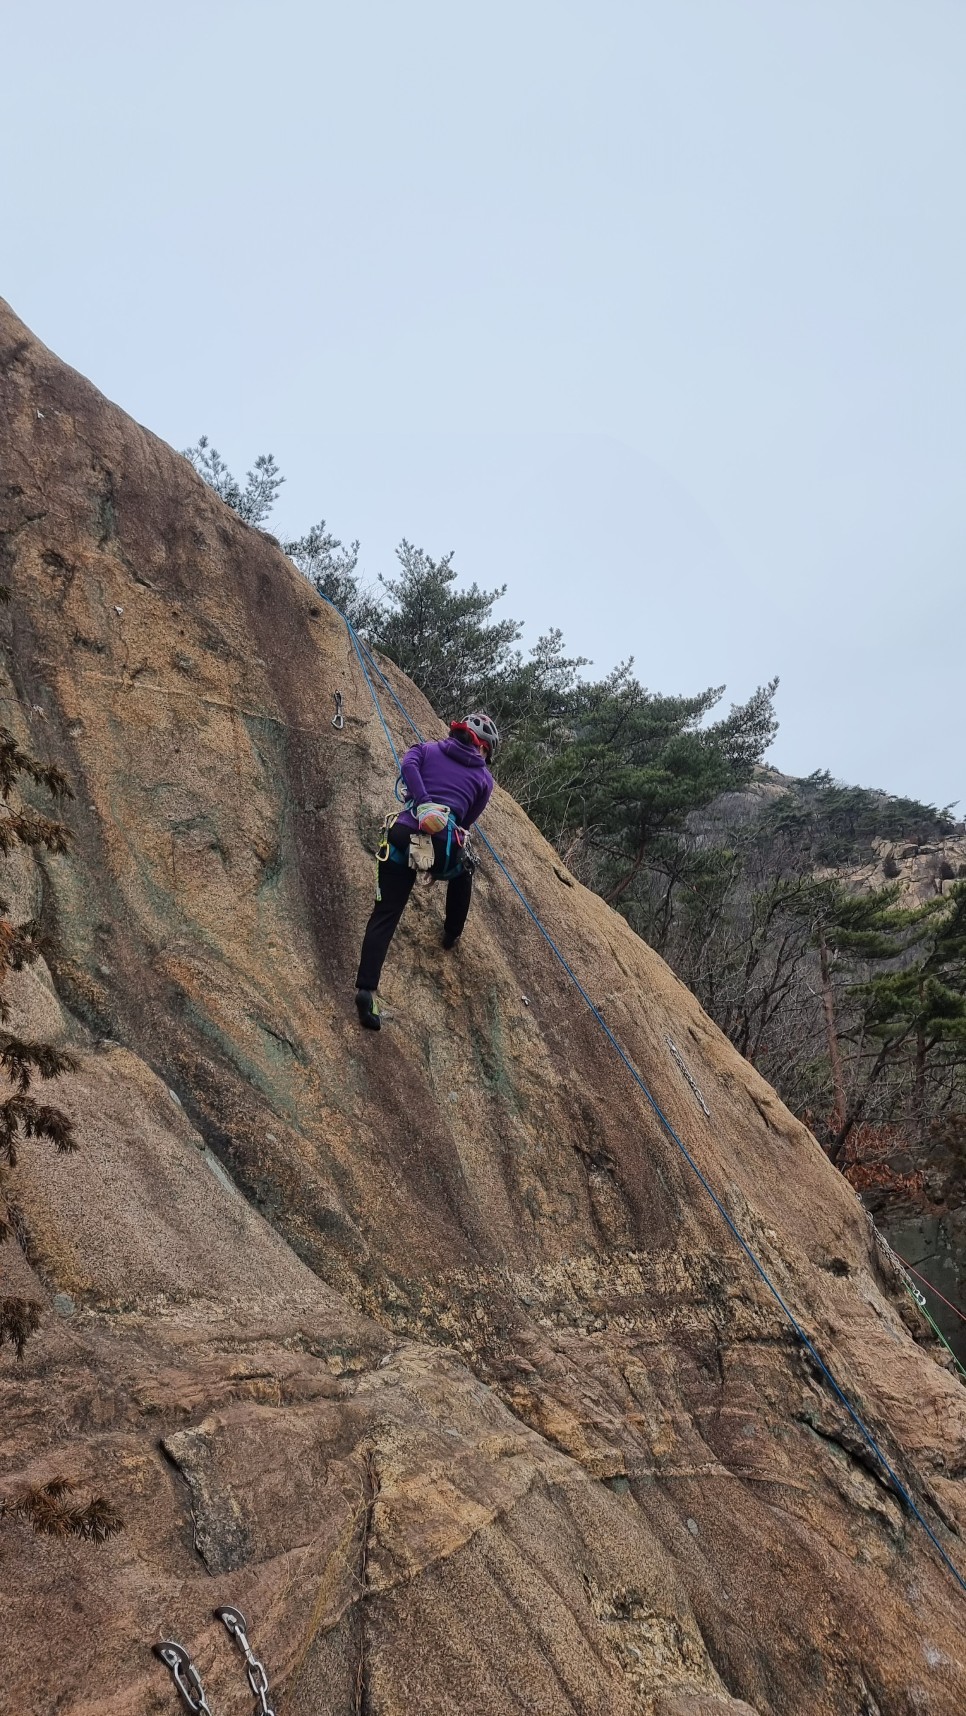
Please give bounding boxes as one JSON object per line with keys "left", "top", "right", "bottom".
{"left": 356, "top": 858, "right": 416, "bottom": 994}
{"left": 442, "top": 868, "right": 473, "bottom": 951}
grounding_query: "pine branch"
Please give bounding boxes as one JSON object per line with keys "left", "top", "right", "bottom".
{"left": 0, "top": 1296, "right": 42, "bottom": 1359}
{"left": 20, "top": 1099, "right": 79, "bottom": 1153}
{"left": 0, "top": 730, "right": 73, "bottom": 803}
{"left": 0, "top": 919, "right": 45, "bottom": 985}
{"left": 0, "top": 1094, "right": 77, "bottom": 1164}
{"left": 0, "top": 1037, "right": 77, "bottom": 1094}
{"left": 0, "top": 810, "right": 72, "bottom": 855}
{"left": 1, "top": 1478, "right": 123, "bottom": 1540}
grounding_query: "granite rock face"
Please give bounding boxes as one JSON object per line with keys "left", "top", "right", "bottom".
{"left": 2, "top": 299, "right": 966, "bottom": 1714}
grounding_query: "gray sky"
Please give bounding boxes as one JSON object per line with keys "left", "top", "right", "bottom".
{"left": 5, "top": 1, "right": 964, "bottom": 808}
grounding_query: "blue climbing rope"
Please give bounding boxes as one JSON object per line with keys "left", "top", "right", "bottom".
{"left": 341, "top": 613, "right": 402, "bottom": 771}
{"left": 322, "top": 595, "right": 966, "bottom": 1601}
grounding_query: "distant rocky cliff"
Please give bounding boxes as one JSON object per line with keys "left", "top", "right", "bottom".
{"left": 687, "top": 768, "right": 966, "bottom": 1371}
{"left": 832, "top": 834, "right": 966, "bottom": 1369}
{"left": 827, "top": 836, "right": 966, "bottom": 907}
{"left": 2, "top": 299, "right": 966, "bottom": 1714}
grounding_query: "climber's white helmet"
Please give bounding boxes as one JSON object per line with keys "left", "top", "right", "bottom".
{"left": 450, "top": 711, "right": 499, "bottom": 758}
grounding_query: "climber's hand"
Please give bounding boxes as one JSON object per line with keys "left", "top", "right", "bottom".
{"left": 417, "top": 802, "right": 450, "bottom": 835}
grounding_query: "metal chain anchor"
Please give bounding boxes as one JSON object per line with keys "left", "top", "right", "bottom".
{"left": 868, "top": 1213, "right": 928, "bottom": 1307}
{"left": 665, "top": 1034, "right": 711, "bottom": 1118}
{"left": 215, "top": 1606, "right": 276, "bottom": 1716}
{"left": 154, "top": 1608, "right": 274, "bottom": 1715}
{"left": 152, "top": 1641, "right": 213, "bottom": 1716}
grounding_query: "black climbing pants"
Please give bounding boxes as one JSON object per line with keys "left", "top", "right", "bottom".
{"left": 355, "top": 847, "right": 473, "bottom": 993}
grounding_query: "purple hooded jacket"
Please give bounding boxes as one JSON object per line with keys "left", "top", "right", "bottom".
{"left": 395, "top": 737, "right": 494, "bottom": 834}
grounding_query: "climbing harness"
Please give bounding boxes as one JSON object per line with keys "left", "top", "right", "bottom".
{"left": 665, "top": 1034, "right": 711, "bottom": 1119}
{"left": 317, "top": 592, "right": 966, "bottom": 1604}
{"left": 332, "top": 691, "right": 345, "bottom": 731}
{"left": 405, "top": 814, "right": 469, "bottom": 882}
{"left": 373, "top": 796, "right": 469, "bottom": 900}
{"left": 153, "top": 1607, "right": 275, "bottom": 1715}
{"left": 432, "top": 811, "right": 471, "bottom": 881}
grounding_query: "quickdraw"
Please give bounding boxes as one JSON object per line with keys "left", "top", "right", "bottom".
{"left": 376, "top": 811, "right": 398, "bottom": 864}
{"left": 375, "top": 811, "right": 399, "bottom": 901}
{"left": 332, "top": 691, "right": 345, "bottom": 730}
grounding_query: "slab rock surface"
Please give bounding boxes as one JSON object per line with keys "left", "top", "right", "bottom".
{"left": 1, "top": 298, "right": 966, "bottom": 1715}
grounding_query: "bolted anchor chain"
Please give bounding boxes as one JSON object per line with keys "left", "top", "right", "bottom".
{"left": 215, "top": 1606, "right": 276, "bottom": 1716}
{"left": 867, "top": 1212, "right": 928, "bottom": 1309}
{"left": 153, "top": 1607, "right": 275, "bottom": 1716}
{"left": 152, "top": 1641, "right": 213, "bottom": 1716}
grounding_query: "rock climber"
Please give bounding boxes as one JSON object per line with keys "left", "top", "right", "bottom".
{"left": 354, "top": 712, "right": 498, "bottom": 1029}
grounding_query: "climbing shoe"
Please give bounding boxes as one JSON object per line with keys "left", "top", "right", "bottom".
{"left": 442, "top": 930, "right": 461, "bottom": 951}
{"left": 355, "top": 989, "right": 381, "bottom": 1031}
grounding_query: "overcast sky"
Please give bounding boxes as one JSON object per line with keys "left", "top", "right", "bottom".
{"left": 4, "top": 1, "right": 964, "bottom": 808}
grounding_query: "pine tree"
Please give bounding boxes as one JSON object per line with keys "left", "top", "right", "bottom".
{"left": 795, "top": 881, "right": 926, "bottom": 1143}
{"left": 372, "top": 541, "right": 523, "bottom": 716}
{"left": 833, "top": 883, "right": 966, "bottom": 1161}
{"left": 182, "top": 437, "right": 284, "bottom": 527}
{"left": 518, "top": 668, "right": 779, "bottom": 913}
{"left": 283, "top": 522, "right": 384, "bottom": 633}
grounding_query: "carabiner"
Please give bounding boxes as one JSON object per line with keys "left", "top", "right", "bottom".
{"left": 332, "top": 691, "right": 345, "bottom": 731}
